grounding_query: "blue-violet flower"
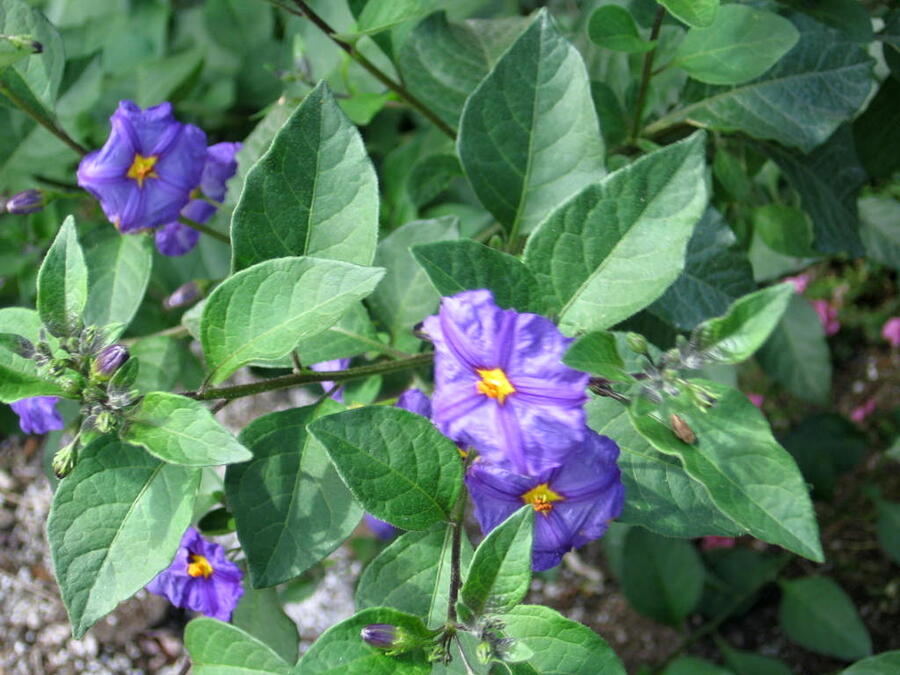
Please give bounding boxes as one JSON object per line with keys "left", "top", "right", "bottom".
{"left": 145, "top": 527, "right": 243, "bottom": 621}
{"left": 77, "top": 101, "right": 207, "bottom": 233}
{"left": 310, "top": 358, "right": 350, "bottom": 402}
{"left": 423, "top": 290, "right": 588, "bottom": 475}
{"left": 10, "top": 396, "right": 64, "bottom": 435}
{"left": 466, "top": 430, "right": 624, "bottom": 571}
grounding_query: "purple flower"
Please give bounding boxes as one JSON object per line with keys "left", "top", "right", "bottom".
{"left": 423, "top": 290, "right": 589, "bottom": 475}
{"left": 811, "top": 299, "right": 840, "bottom": 336}
{"left": 310, "top": 358, "right": 350, "bottom": 402}
{"left": 882, "top": 317, "right": 900, "bottom": 348}
{"left": 77, "top": 101, "right": 207, "bottom": 233}
{"left": 364, "top": 514, "right": 398, "bottom": 540}
{"left": 396, "top": 388, "right": 432, "bottom": 419}
{"left": 145, "top": 527, "right": 243, "bottom": 622}
{"left": 155, "top": 142, "right": 241, "bottom": 256}
{"left": 466, "top": 430, "right": 624, "bottom": 571}
{"left": 10, "top": 396, "right": 64, "bottom": 435}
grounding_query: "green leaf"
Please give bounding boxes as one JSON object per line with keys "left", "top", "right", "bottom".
{"left": 225, "top": 401, "right": 362, "bottom": 588}
{"left": 0, "top": 308, "right": 65, "bottom": 402}
{"left": 757, "top": 295, "right": 832, "bottom": 405}
{"left": 587, "top": 6, "right": 656, "bottom": 53}
{"left": 659, "top": 0, "right": 718, "bottom": 28}
{"left": 354, "top": 0, "right": 426, "bottom": 37}
{"left": 779, "top": 576, "right": 872, "bottom": 661}
{"left": 781, "top": 414, "right": 864, "bottom": 500}
{"left": 203, "top": 0, "right": 273, "bottom": 52}
{"left": 367, "top": 217, "right": 459, "bottom": 343}
{"left": 718, "top": 639, "right": 792, "bottom": 675}
{"left": 564, "top": 332, "right": 631, "bottom": 383}
{"left": 122, "top": 392, "right": 252, "bottom": 467}
{"left": 82, "top": 228, "right": 153, "bottom": 337}
{"left": 662, "top": 657, "right": 732, "bottom": 675}
{"left": 135, "top": 47, "right": 204, "bottom": 108}
{"left": 853, "top": 77, "right": 900, "bottom": 180}
{"left": 752, "top": 204, "right": 815, "bottom": 257}
{"left": 296, "top": 302, "right": 381, "bottom": 365}
{"left": 699, "top": 547, "right": 785, "bottom": 620}
{"left": 694, "top": 283, "right": 794, "bottom": 364}
{"left": 631, "top": 381, "right": 823, "bottom": 561}
{"left": 674, "top": 6, "right": 798, "bottom": 85}
{"left": 185, "top": 618, "right": 292, "bottom": 674}
{"left": 308, "top": 406, "right": 462, "bottom": 530}
{"left": 621, "top": 527, "right": 705, "bottom": 626}
{"left": 356, "top": 523, "right": 474, "bottom": 628}
{"left": 859, "top": 197, "right": 900, "bottom": 271}
{"left": 586, "top": 398, "right": 741, "bottom": 538}
{"left": 47, "top": 436, "right": 199, "bottom": 638}
{"left": 293, "top": 607, "right": 432, "bottom": 674}
{"left": 398, "top": 12, "right": 527, "bottom": 131}
{"left": 523, "top": 131, "right": 708, "bottom": 334}
{"left": 458, "top": 9, "right": 605, "bottom": 236}
{"left": 765, "top": 125, "right": 867, "bottom": 256}
{"left": 37, "top": 216, "right": 88, "bottom": 338}
{"left": 461, "top": 506, "right": 533, "bottom": 617}
{"left": 840, "top": 651, "right": 900, "bottom": 674}
{"left": 499, "top": 605, "right": 625, "bottom": 675}
{"left": 129, "top": 336, "right": 185, "bottom": 393}
{"left": 657, "top": 15, "right": 874, "bottom": 153}
{"left": 411, "top": 239, "right": 548, "bottom": 314}
{"left": 201, "top": 257, "right": 384, "bottom": 384}
{"left": 876, "top": 500, "right": 900, "bottom": 565}
{"left": 233, "top": 585, "right": 300, "bottom": 664}
{"left": 231, "top": 83, "right": 379, "bottom": 271}
{"left": 648, "top": 207, "right": 756, "bottom": 331}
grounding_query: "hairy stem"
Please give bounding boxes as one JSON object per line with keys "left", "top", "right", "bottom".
{"left": 185, "top": 352, "right": 433, "bottom": 401}
{"left": 178, "top": 215, "right": 231, "bottom": 245}
{"left": 283, "top": 0, "right": 457, "bottom": 139}
{"left": 0, "top": 83, "right": 89, "bottom": 157}
{"left": 629, "top": 6, "right": 666, "bottom": 142}
{"left": 447, "top": 487, "right": 468, "bottom": 625}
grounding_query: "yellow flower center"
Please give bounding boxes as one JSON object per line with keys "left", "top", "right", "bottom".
{"left": 521, "top": 483, "right": 564, "bottom": 515}
{"left": 475, "top": 368, "right": 516, "bottom": 404}
{"left": 126, "top": 153, "right": 159, "bottom": 187}
{"left": 187, "top": 553, "right": 214, "bottom": 579}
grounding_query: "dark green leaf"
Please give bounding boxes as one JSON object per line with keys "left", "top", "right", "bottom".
{"left": 225, "top": 401, "right": 362, "bottom": 588}
{"left": 752, "top": 204, "right": 816, "bottom": 257}
{"left": 233, "top": 585, "right": 300, "bottom": 664}
{"left": 458, "top": 9, "right": 605, "bottom": 235}
{"left": 37, "top": 216, "right": 88, "bottom": 337}
{"left": 859, "top": 197, "right": 900, "bottom": 271}
{"left": 840, "top": 651, "right": 900, "bottom": 674}
{"left": 308, "top": 406, "right": 462, "bottom": 530}
{"left": 718, "top": 639, "right": 792, "bottom": 675}
{"left": 699, "top": 548, "right": 786, "bottom": 620}
{"left": 47, "top": 436, "right": 199, "bottom": 637}
{"left": 876, "top": 500, "right": 900, "bottom": 565}
{"left": 659, "top": 0, "right": 719, "bottom": 28}
{"left": 587, "top": 6, "right": 656, "bottom": 53}
{"left": 185, "top": 617, "right": 291, "bottom": 674}
{"left": 853, "top": 76, "right": 900, "bottom": 180}
{"left": 231, "top": 83, "right": 379, "bottom": 271}
{"left": 781, "top": 414, "right": 865, "bottom": 499}
{"left": 662, "top": 657, "right": 731, "bottom": 675}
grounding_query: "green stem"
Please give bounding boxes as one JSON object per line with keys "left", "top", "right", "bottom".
{"left": 629, "top": 6, "right": 666, "bottom": 143}
{"left": 283, "top": 0, "right": 457, "bottom": 140}
{"left": 178, "top": 215, "right": 231, "bottom": 245}
{"left": 447, "top": 488, "right": 468, "bottom": 625}
{"left": 186, "top": 352, "right": 433, "bottom": 401}
{"left": 0, "top": 83, "right": 89, "bottom": 156}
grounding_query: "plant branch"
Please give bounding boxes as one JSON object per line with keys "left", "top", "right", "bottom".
{"left": 0, "top": 83, "right": 89, "bottom": 156}
{"left": 178, "top": 215, "right": 231, "bottom": 245}
{"left": 629, "top": 6, "right": 666, "bottom": 142}
{"left": 447, "top": 485, "right": 468, "bottom": 625}
{"left": 185, "top": 352, "right": 433, "bottom": 401}
{"left": 283, "top": 0, "right": 456, "bottom": 139}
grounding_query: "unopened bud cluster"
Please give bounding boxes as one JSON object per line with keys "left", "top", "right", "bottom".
{"left": 2, "top": 189, "right": 44, "bottom": 215}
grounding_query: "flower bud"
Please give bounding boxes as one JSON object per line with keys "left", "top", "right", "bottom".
{"left": 52, "top": 441, "right": 77, "bottom": 479}
{"left": 360, "top": 624, "right": 400, "bottom": 650}
{"left": 92, "top": 344, "right": 129, "bottom": 379}
{"left": 626, "top": 332, "right": 648, "bottom": 355}
{"left": 93, "top": 410, "right": 116, "bottom": 434}
{"left": 4, "top": 189, "right": 44, "bottom": 215}
{"left": 164, "top": 280, "right": 204, "bottom": 310}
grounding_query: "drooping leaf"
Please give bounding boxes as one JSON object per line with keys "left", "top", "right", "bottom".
{"left": 231, "top": 82, "right": 379, "bottom": 271}
{"left": 37, "top": 216, "right": 88, "bottom": 338}
{"left": 225, "top": 401, "right": 362, "bottom": 588}
{"left": 122, "top": 392, "right": 252, "bottom": 467}
{"left": 658, "top": 0, "right": 719, "bottom": 28}
{"left": 524, "top": 131, "right": 708, "bottom": 334}
{"left": 185, "top": 618, "right": 291, "bottom": 675}
{"left": 200, "top": 256, "right": 384, "bottom": 384}
{"left": 233, "top": 585, "right": 300, "bottom": 664}
{"left": 458, "top": 9, "right": 605, "bottom": 236}
{"left": 47, "top": 436, "right": 199, "bottom": 637}
{"left": 308, "top": 406, "right": 462, "bottom": 531}
{"left": 587, "top": 6, "right": 656, "bottom": 53}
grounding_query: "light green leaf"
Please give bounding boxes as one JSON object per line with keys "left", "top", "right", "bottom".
{"left": 308, "top": 406, "right": 462, "bottom": 531}
{"left": 621, "top": 527, "right": 705, "bottom": 626}
{"left": 203, "top": 0, "right": 273, "bottom": 52}
{"left": 37, "top": 216, "right": 88, "bottom": 338}
{"left": 129, "top": 335, "right": 185, "bottom": 394}
{"left": 674, "top": 6, "right": 798, "bottom": 85}
{"left": 356, "top": 523, "right": 474, "bottom": 629}
{"left": 201, "top": 256, "right": 384, "bottom": 384}
{"left": 524, "top": 131, "right": 708, "bottom": 334}
{"left": 458, "top": 9, "right": 605, "bottom": 236}
{"left": 82, "top": 228, "right": 153, "bottom": 337}
{"left": 659, "top": 0, "right": 719, "bottom": 28}
{"left": 122, "top": 392, "right": 252, "bottom": 466}
{"left": 587, "top": 6, "right": 656, "bottom": 53}
{"left": 631, "top": 381, "right": 823, "bottom": 561}
{"left": 694, "top": 283, "right": 794, "bottom": 364}
{"left": 564, "top": 333, "right": 632, "bottom": 383}
{"left": 0, "top": 308, "right": 65, "bottom": 402}
{"left": 840, "top": 651, "right": 900, "bottom": 675}
{"left": 779, "top": 576, "right": 872, "bottom": 661}
{"left": 136, "top": 47, "right": 204, "bottom": 108}
{"left": 185, "top": 617, "right": 291, "bottom": 674}
{"left": 752, "top": 204, "right": 816, "bottom": 258}
{"left": 499, "top": 605, "right": 625, "bottom": 675}
{"left": 225, "top": 401, "right": 362, "bottom": 588}
{"left": 757, "top": 295, "right": 832, "bottom": 405}
{"left": 461, "top": 506, "right": 533, "bottom": 617}
{"left": 296, "top": 303, "right": 382, "bottom": 364}
{"left": 411, "top": 239, "right": 549, "bottom": 314}
{"left": 231, "top": 82, "right": 379, "bottom": 271}
{"left": 47, "top": 436, "right": 199, "bottom": 637}
{"left": 233, "top": 585, "right": 300, "bottom": 664}
{"left": 354, "top": 0, "right": 426, "bottom": 37}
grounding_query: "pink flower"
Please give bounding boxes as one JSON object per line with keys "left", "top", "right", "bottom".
{"left": 784, "top": 274, "right": 810, "bottom": 294}
{"left": 811, "top": 300, "right": 840, "bottom": 336}
{"left": 701, "top": 536, "right": 736, "bottom": 551}
{"left": 882, "top": 318, "right": 900, "bottom": 348}
{"left": 850, "top": 398, "right": 876, "bottom": 424}
{"left": 746, "top": 393, "right": 764, "bottom": 409}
